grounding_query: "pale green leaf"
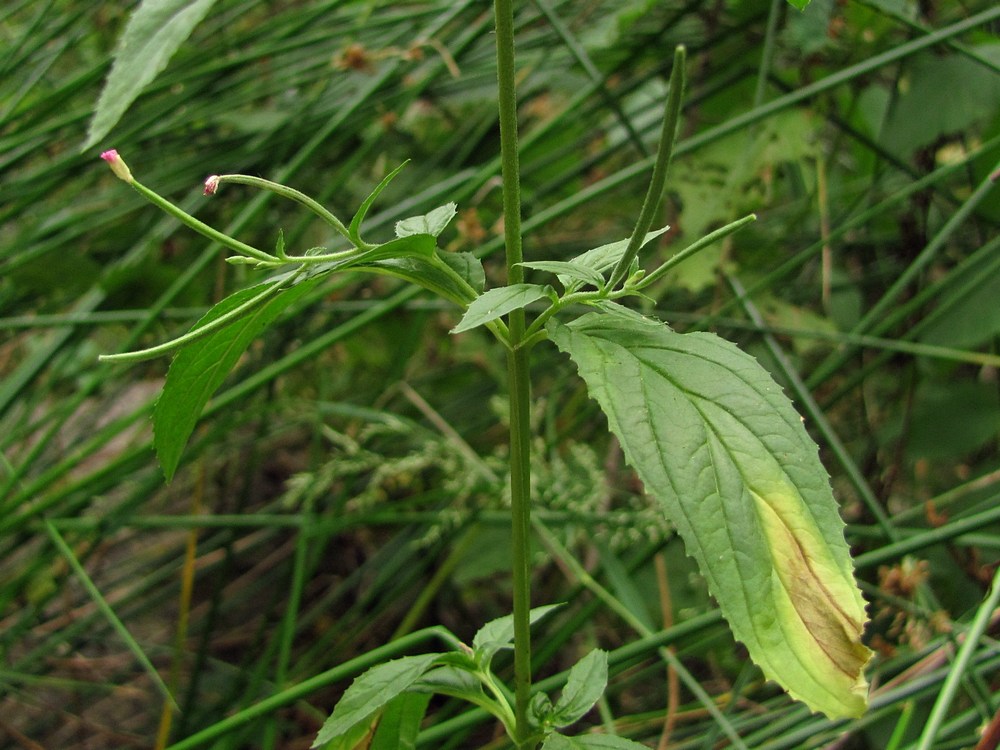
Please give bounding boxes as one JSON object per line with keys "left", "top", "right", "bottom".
{"left": 542, "top": 733, "right": 651, "bottom": 749}
{"left": 548, "top": 312, "right": 871, "bottom": 719}
{"left": 451, "top": 284, "right": 554, "bottom": 334}
{"left": 561, "top": 227, "right": 668, "bottom": 292}
{"left": 313, "top": 653, "right": 442, "bottom": 747}
{"left": 517, "top": 260, "right": 606, "bottom": 291}
{"left": 395, "top": 203, "right": 458, "bottom": 238}
{"left": 85, "top": 0, "right": 219, "bottom": 149}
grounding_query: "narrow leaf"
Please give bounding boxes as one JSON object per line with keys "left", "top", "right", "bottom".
{"left": 395, "top": 203, "right": 458, "bottom": 238}
{"left": 452, "top": 284, "right": 553, "bottom": 334}
{"left": 473, "top": 604, "right": 562, "bottom": 668}
{"left": 85, "top": 0, "right": 219, "bottom": 148}
{"left": 349, "top": 162, "right": 408, "bottom": 245}
{"left": 313, "top": 653, "right": 442, "bottom": 747}
{"left": 548, "top": 313, "right": 871, "bottom": 719}
{"left": 154, "top": 276, "right": 321, "bottom": 481}
{"left": 786, "top": 0, "right": 811, "bottom": 8}
{"left": 551, "top": 649, "right": 608, "bottom": 728}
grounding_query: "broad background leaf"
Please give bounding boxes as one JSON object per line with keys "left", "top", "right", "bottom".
{"left": 85, "top": 0, "right": 220, "bottom": 149}
{"left": 154, "top": 277, "right": 321, "bottom": 480}
{"left": 548, "top": 312, "right": 870, "bottom": 719}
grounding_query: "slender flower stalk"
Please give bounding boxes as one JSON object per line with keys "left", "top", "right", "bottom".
{"left": 100, "top": 149, "right": 278, "bottom": 264}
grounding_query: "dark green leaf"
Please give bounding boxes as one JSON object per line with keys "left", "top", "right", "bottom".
{"left": 313, "top": 653, "right": 442, "bottom": 748}
{"left": 85, "top": 0, "right": 220, "bottom": 148}
{"left": 154, "top": 276, "right": 321, "bottom": 481}
{"left": 395, "top": 203, "right": 457, "bottom": 238}
{"left": 551, "top": 649, "right": 608, "bottom": 728}
{"left": 452, "top": 284, "right": 554, "bottom": 334}
{"left": 472, "top": 604, "right": 562, "bottom": 668}
{"left": 547, "top": 312, "right": 870, "bottom": 719}
{"left": 786, "top": 0, "right": 811, "bottom": 9}
{"left": 440, "top": 251, "right": 486, "bottom": 294}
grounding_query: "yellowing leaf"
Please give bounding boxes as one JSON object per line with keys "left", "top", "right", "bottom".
{"left": 548, "top": 311, "right": 872, "bottom": 718}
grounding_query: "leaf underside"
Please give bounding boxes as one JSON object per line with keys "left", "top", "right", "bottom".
{"left": 548, "top": 311, "right": 871, "bottom": 719}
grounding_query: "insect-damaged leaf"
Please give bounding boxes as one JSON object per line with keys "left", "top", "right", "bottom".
{"left": 548, "top": 312, "right": 871, "bottom": 719}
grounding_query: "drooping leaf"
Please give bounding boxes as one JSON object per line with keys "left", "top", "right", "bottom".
{"left": 369, "top": 692, "right": 431, "bottom": 750}
{"left": 439, "top": 251, "right": 486, "bottom": 294}
{"left": 452, "top": 284, "right": 554, "bottom": 334}
{"left": 551, "top": 649, "right": 608, "bottom": 728}
{"left": 395, "top": 203, "right": 458, "bottom": 238}
{"left": 85, "top": 0, "right": 220, "bottom": 149}
{"left": 312, "top": 653, "right": 443, "bottom": 748}
{"left": 363, "top": 252, "right": 482, "bottom": 307}
{"left": 154, "top": 276, "right": 321, "bottom": 481}
{"left": 548, "top": 312, "right": 871, "bottom": 719}
{"left": 473, "top": 604, "right": 563, "bottom": 668}
{"left": 542, "top": 733, "right": 652, "bottom": 749}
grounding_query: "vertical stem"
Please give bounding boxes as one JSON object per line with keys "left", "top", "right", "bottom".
{"left": 493, "top": 0, "right": 535, "bottom": 747}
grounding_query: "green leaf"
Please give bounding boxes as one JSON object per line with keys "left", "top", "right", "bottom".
{"left": 542, "top": 733, "right": 651, "bottom": 749}
{"left": 153, "top": 276, "right": 321, "bottom": 481}
{"left": 551, "top": 649, "right": 608, "bottom": 728}
{"left": 786, "top": 0, "right": 811, "bottom": 9}
{"left": 439, "top": 251, "right": 486, "bottom": 294}
{"left": 349, "top": 162, "right": 408, "bottom": 245}
{"left": 85, "top": 0, "right": 220, "bottom": 149}
{"left": 369, "top": 692, "right": 431, "bottom": 750}
{"left": 473, "top": 604, "right": 562, "bottom": 668}
{"left": 452, "top": 284, "right": 554, "bottom": 334}
{"left": 560, "top": 227, "right": 668, "bottom": 293}
{"left": 395, "top": 203, "right": 458, "bottom": 238}
{"left": 312, "top": 653, "right": 443, "bottom": 748}
{"left": 547, "top": 312, "right": 871, "bottom": 719}
{"left": 517, "top": 260, "right": 607, "bottom": 292}
{"left": 363, "top": 252, "right": 481, "bottom": 307}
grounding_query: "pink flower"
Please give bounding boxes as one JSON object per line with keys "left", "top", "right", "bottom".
{"left": 203, "top": 175, "right": 221, "bottom": 195}
{"left": 100, "top": 149, "right": 133, "bottom": 183}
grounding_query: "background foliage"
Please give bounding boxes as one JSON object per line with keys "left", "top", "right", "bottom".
{"left": 2, "top": 1, "right": 1000, "bottom": 748}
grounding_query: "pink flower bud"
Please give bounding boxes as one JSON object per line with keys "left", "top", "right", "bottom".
{"left": 203, "top": 175, "right": 221, "bottom": 195}
{"left": 100, "top": 149, "right": 133, "bottom": 183}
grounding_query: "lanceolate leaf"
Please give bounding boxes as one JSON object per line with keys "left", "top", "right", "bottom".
{"left": 548, "top": 312, "right": 871, "bottom": 719}
{"left": 154, "top": 276, "right": 322, "bottom": 481}
{"left": 473, "top": 604, "right": 563, "bottom": 668}
{"left": 395, "top": 203, "right": 458, "bottom": 238}
{"left": 85, "top": 0, "right": 220, "bottom": 148}
{"left": 452, "top": 284, "right": 554, "bottom": 334}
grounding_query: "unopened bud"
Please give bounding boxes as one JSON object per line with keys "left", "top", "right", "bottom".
{"left": 100, "top": 149, "right": 133, "bottom": 183}
{"left": 204, "top": 175, "right": 221, "bottom": 195}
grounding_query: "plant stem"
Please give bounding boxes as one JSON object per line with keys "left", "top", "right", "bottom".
{"left": 493, "top": 1, "right": 535, "bottom": 747}
{"left": 607, "top": 45, "right": 686, "bottom": 290}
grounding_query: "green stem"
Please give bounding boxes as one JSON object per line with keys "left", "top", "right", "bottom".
{"left": 130, "top": 180, "right": 278, "bottom": 263}
{"left": 607, "top": 45, "right": 686, "bottom": 290}
{"left": 213, "top": 174, "right": 358, "bottom": 245}
{"left": 493, "top": 1, "right": 535, "bottom": 747}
